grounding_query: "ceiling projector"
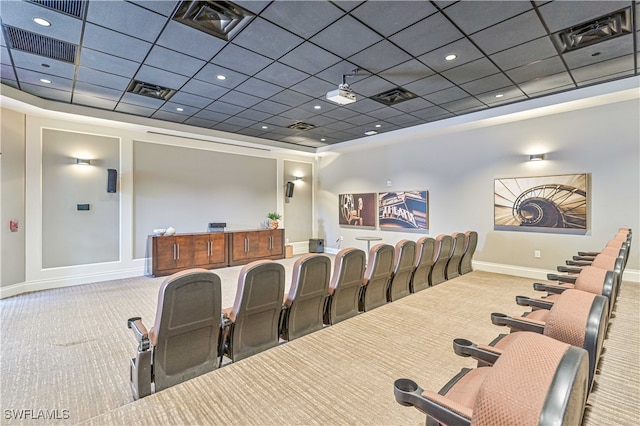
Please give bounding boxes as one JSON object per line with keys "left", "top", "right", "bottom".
{"left": 326, "top": 83, "right": 356, "bottom": 105}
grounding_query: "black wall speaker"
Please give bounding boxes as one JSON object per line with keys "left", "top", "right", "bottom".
{"left": 107, "top": 169, "right": 118, "bottom": 193}
{"left": 285, "top": 181, "right": 295, "bottom": 198}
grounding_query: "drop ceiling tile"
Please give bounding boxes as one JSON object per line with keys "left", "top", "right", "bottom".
{"left": 254, "top": 62, "right": 310, "bottom": 88}
{"left": 384, "top": 113, "right": 423, "bottom": 126}
{"left": 562, "top": 34, "right": 634, "bottom": 69}
{"left": 223, "top": 116, "right": 257, "bottom": 128}
{"left": 410, "top": 105, "right": 450, "bottom": 120}
{"left": 168, "top": 91, "right": 212, "bottom": 109}
{"left": 278, "top": 42, "right": 341, "bottom": 75}
{"left": 205, "top": 101, "right": 245, "bottom": 116}
{"left": 115, "top": 102, "right": 156, "bottom": 116}
{"left": 443, "top": 1, "right": 532, "bottom": 35}
{"left": 387, "top": 97, "right": 434, "bottom": 113}
{"left": 1, "top": 64, "right": 16, "bottom": 81}
{"left": 252, "top": 100, "right": 292, "bottom": 115}
{"left": 505, "top": 56, "right": 567, "bottom": 84}
{"left": 343, "top": 114, "right": 379, "bottom": 127}
{"left": 314, "top": 60, "right": 365, "bottom": 85}
{"left": 233, "top": 1, "right": 271, "bottom": 14}
{"left": 236, "top": 127, "right": 267, "bottom": 138}
{"left": 135, "top": 65, "right": 188, "bottom": 90}
{"left": 323, "top": 120, "right": 356, "bottom": 131}
{"left": 76, "top": 67, "right": 131, "bottom": 91}
{"left": 297, "top": 100, "right": 337, "bottom": 114}
{"left": 20, "top": 83, "right": 71, "bottom": 102}
{"left": 0, "top": 1, "right": 83, "bottom": 44}
{"left": 389, "top": 12, "right": 463, "bottom": 57}
{"left": 366, "top": 106, "right": 405, "bottom": 120}
{"left": 475, "top": 86, "right": 526, "bottom": 104}
{"left": 403, "top": 74, "right": 454, "bottom": 96}
{"left": 10, "top": 50, "right": 75, "bottom": 79}
{"left": 261, "top": 1, "right": 345, "bottom": 39}
{"left": 460, "top": 73, "right": 513, "bottom": 96}
{"left": 159, "top": 101, "right": 199, "bottom": 116}
{"left": 234, "top": 77, "right": 284, "bottom": 98}
{"left": 424, "top": 112, "right": 455, "bottom": 123}
{"left": 483, "top": 94, "right": 528, "bottom": 107}
{"left": 350, "top": 1, "right": 437, "bottom": 37}
{"left": 348, "top": 40, "right": 412, "bottom": 74}
{"left": 79, "top": 48, "right": 139, "bottom": 78}
{"left": 235, "top": 109, "right": 272, "bottom": 122}
{"left": 74, "top": 81, "right": 122, "bottom": 100}
{"left": 518, "top": 72, "right": 575, "bottom": 96}
{"left": 440, "top": 96, "right": 485, "bottom": 113}
{"left": 217, "top": 90, "right": 262, "bottom": 108}
{"left": 210, "top": 44, "right": 273, "bottom": 76}
{"left": 194, "top": 109, "right": 231, "bottom": 122}
{"left": 213, "top": 123, "right": 244, "bottom": 133}
{"left": 129, "top": 1, "right": 178, "bottom": 16}
{"left": 183, "top": 117, "right": 218, "bottom": 128}
{"left": 180, "top": 79, "right": 228, "bottom": 99}
{"left": 423, "top": 86, "right": 469, "bottom": 104}
{"left": 441, "top": 57, "right": 501, "bottom": 85}
{"left": 83, "top": 23, "right": 152, "bottom": 62}
{"left": 572, "top": 55, "right": 635, "bottom": 86}
{"left": 193, "top": 63, "right": 249, "bottom": 89}
{"left": 418, "top": 38, "right": 485, "bottom": 73}
{"left": 14, "top": 68, "right": 73, "bottom": 91}
{"left": 469, "top": 10, "right": 547, "bottom": 55}
{"left": 380, "top": 59, "right": 435, "bottom": 87}
{"left": 289, "top": 76, "right": 337, "bottom": 98}
{"left": 269, "top": 89, "right": 313, "bottom": 107}
{"left": 351, "top": 75, "right": 395, "bottom": 97}
{"left": 72, "top": 94, "right": 118, "bottom": 110}
{"left": 279, "top": 108, "right": 316, "bottom": 121}
{"left": 232, "top": 18, "right": 304, "bottom": 60}
{"left": 339, "top": 98, "right": 384, "bottom": 114}
{"left": 537, "top": 1, "right": 629, "bottom": 33}
{"left": 311, "top": 15, "right": 383, "bottom": 58}
{"left": 86, "top": 1, "right": 166, "bottom": 42}
{"left": 303, "top": 115, "right": 335, "bottom": 127}
{"left": 151, "top": 110, "right": 188, "bottom": 122}
{"left": 489, "top": 37, "right": 558, "bottom": 71}
{"left": 156, "top": 20, "right": 226, "bottom": 61}
{"left": 143, "top": 45, "right": 206, "bottom": 78}
{"left": 119, "top": 92, "right": 164, "bottom": 109}
{"left": 264, "top": 115, "right": 297, "bottom": 127}
{"left": 322, "top": 107, "right": 362, "bottom": 120}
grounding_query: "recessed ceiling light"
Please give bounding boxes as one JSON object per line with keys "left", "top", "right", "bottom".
{"left": 364, "top": 130, "right": 378, "bottom": 136}
{"left": 176, "top": 107, "right": 184, "bottom": 111}
{"left": 375, "top": 124, "right": 381, "bottom": 128}
{"left": 39, "top": 78, "right": 52, "bottom": 84}
{"left": 261, "top": 125, "right": 268, "bottom": 129}
{"left": 495, "top": 94, "right": 504, "bottom": 98}
{"left": 314, "top": 105, "right": 321, "bottom": 110}
{"left": 216, "top": 75, "right": 226, "bottom": 80}
{"left": 33, "top": 17, "right": 51, "bottom": 27}
{"left": 445, "top": 54, "right": 457, "bottom": 61}
{"left": 320, "top": 138, "right": 326, "bottom": 142}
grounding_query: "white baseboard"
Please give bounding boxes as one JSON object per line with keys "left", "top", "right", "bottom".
{"left": 473, "top": 261, "right": 640, "bottom": 283}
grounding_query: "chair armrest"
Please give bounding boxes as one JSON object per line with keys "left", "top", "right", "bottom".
{"left": 516, "top": 295, "right": 555, "bottom": 309}
{"left": 557, "top": 266, "right": 582, "bottom": 274}
{"left": 491, "top": 313, "right": 545, "bottom": 333}
{"left": 127, "top": 317, "right": 150, "bottom": 352}
{"left": 393, "top": 379, "right": 471, "bottom": 425}
{"left": 546, "top": 274, "right": 577, "bottom": 284}
{"left": 533, "top": 282, "right": 570, "bottom": 294}
{"left": 566, "top": 260, "right": 591, "bottom": 266}
{"left": 578, "top": 251, "right": 600, "bottom": 256}
{"left": 452, "top": 338, "right": 500, "bottom": 365}
{"left": 573, "top": 255, "right": 596, "bottom": 261}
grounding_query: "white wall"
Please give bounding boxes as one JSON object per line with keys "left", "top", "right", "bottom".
{"left": 282, "top": 159, "right": 313, "bottom": 244}
{"left": 316, "top": 96, "right": 639, "bottom": 280}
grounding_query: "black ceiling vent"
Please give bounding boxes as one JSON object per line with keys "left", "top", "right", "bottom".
{"left": 172, "top": 1, "right": 254, "bottom": 41}
{"left": 371, "top": 87, "right": 418, "bottom": 106}
{"left": 26, "top": 0, "right": 86, "bottom": 18}
{"left": 552, "top": 7, "right": 632, "bottom": 53}
{"left": 126, "top": 80, "right": 177, "bottom": 101}
{"left": 3, "top": 25, "right": 77, "bottom": 63}
{"left": 287, "top": 121, "right": 316, "bottom": 131}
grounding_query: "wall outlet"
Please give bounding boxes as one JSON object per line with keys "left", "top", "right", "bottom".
{"left": 386, "top": 180, "right": 392, "bottom": 187}
{"left": 339, "top": 236, "right": 344, "bottom": 241}
{"left": 534, "top": 250, "right": 541, "bottom": 258}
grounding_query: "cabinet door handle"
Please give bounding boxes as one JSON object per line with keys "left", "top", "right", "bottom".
{"left": 207, "top": 241, "right": 211, "bottom": 257}
{"left": 269, "top": 236, "right": 273, "bottom": 249}
{"left": 173, "top": 244, "right": 177, "bottom": 260}
{"left": 176, "top": 244, "right": 180, "bottom": 260}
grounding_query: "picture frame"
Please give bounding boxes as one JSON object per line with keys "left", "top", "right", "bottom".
{"left": 378, "top": 191, "right": 428, "bottom": 231}
{"left": 338, "top": 193, "right": 376, "bottom": 228}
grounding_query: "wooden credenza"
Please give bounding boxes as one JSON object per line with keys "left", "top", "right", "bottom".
{"left": 149, "top": 229, "right": 284, "bottom": 277}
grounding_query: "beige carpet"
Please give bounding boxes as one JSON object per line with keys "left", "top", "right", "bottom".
{"left": 0, "top": 261, "right": 637, "bottom": 425}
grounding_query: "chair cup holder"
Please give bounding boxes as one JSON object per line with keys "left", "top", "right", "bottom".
{"left": 394, "top": 378, "right": 423, "bottom": 407}
{"left": 453, "top": 338, "right": 474, "bottom": 357}
{"left": 491, "top": 312, "right": 508, "bottom": 325}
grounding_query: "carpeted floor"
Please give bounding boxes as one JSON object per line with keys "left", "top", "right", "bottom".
{"left": 0, "top": 258, "right": 637, "bottom": 425}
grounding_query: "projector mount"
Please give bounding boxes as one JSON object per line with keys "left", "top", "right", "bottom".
{"left": 326, "top": 68, "right": 362, "bottom": 105}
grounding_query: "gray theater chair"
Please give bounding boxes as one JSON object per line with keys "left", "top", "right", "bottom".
{"left": 459, "top": 231, "right": 478, "bottom": 275}
{"left": 387, "top": 239, "right": 417, "bottom": 302}
{"left": 127, "top": 268, "right": 222, "bottom": 400}
{"left": 445, "top": 232, "right": 465, "bottom": 280}
{"left": 429, "top": 234, "right": 453, "bottom": 286}
{"left": 492, "top": 289, "right": 608, "bottom": 392}
{"left": 220, "top": 260, "right": 285, "bottom": 364}
{"left": 411, "top": 236, "right": 436, "bottom": 293}
{"left": 280, "top": 254, "right": 331, "bottom": 341}
{"left": 359, "top": 243, "right": 394, "bottom": 312}
{"left": 394, "top": 332, "right": 589, "bottom": 426}
{"left": 323, "top": 248, "right": 366, "bottom": 325}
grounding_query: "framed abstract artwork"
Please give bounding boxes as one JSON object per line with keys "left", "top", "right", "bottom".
{"left": 378, "top": 191, "right": 428, "bottom": 230}
{"left": 339, "top": 193, "right": 376, "bottom": 228}
{"left": 494, "top": 174, "right": 589, "bottom": 233}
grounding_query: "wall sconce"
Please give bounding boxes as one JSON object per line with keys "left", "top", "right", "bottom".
{"left": 529, "top": 154, "right": 545, "bottom": 161}
{"left": 76, "top": 158, "right": 91, "bottom": 165}
{"left": 285, "top": 181, "right": 295, "bottom": 198}
{"left": 294, "top": 176, "right": 302, "bottom": 183}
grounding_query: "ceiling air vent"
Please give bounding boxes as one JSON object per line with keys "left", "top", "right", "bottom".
{"left": 126, "top": 80, "right": 176, "bottom": 101}
{"left": 552, "top": 7, "right": 632, "bottom": 53}
{"left": 287, "top": 121, "right": 316, "bottom": 131}
{"left": 371, "top": 87, "right": 417, "bottom": 106}
{"left": 26, "top": 0, "right": 86, "bottom": 18}
{"left": 173, "top": 1, "right": 254, "bottom": 41}
{"left": 3, "top": 25, "right": 77, "bottom": 63}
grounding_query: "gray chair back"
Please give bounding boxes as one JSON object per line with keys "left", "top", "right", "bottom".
{"left": 324, "top": 248, "right": 366, "bottom": 325}
{"left": 360, "top": 243, "right": 394, "bottom": 311}
{"left": 412, "top": 237, "right": 435, "bottom": 292}
{"left": 388, "top": 239, "right": 417, "bottom": 301}
{"left": 459, "top": 231, "right": 478, "bottom": 275}
{"left": 445, "top": 233, "right": 466, "bottom": 280}
{"left": 429, "top": 234, "right": 453, "bottom": 286}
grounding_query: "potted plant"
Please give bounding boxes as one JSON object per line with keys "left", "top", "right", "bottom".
{"left": 267, "top": 212, "right": 281, "bottom": 229}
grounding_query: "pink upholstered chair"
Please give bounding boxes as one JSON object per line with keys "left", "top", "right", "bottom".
{"left": 128, "top": 268, "right": 222, "bottom": 400}
{"left": 387, "top": 239, "right": 417, "bottom": 302}
{"left": 279, "top": 254, "right": 331, "bottom": 341}
{"left": 323, "top": 248, "right": 366, "bottom": 325}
